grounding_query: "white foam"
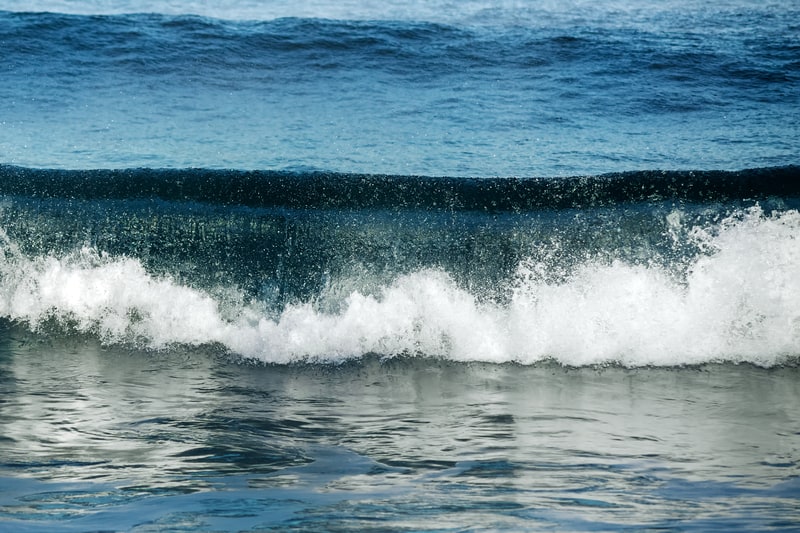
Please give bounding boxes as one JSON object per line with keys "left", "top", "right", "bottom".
{"left": 1, "top": 207, "right": 798, "bottom": 367}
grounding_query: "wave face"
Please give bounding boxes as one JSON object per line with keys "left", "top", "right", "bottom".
{"left": 1, "top": 166, "right": 798, "bottom": 366}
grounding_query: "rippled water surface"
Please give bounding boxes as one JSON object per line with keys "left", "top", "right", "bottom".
{"left": 1, "top": 0, "right": 798, "bottom": 175}
{"left": 1, "top": 326, "right": 798, "bottom": 531}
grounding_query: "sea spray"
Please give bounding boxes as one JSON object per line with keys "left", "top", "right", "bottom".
{"left": 1, "top": 206, "right": 797, "bottom": 366}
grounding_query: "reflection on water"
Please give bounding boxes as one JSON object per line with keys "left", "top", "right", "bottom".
{"left": 0, "top": 323, "right": 798, "bottom": 530}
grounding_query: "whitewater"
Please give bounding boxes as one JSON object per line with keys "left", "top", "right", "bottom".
{"left": 1, "top": 206, "right": 798, "bottom": 366}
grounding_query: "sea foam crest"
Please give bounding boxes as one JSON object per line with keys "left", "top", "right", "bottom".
{"left": 0, "top": 207, "right": 798, "bottom": 367}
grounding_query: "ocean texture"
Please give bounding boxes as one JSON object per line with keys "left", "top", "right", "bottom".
{"left": 1, "top": 1, "right": 799, "bottom": 531}
{"left": 1, "top": 2, "right": 798, "bottom": 175}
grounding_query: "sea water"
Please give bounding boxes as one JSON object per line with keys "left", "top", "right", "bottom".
{"left": 0, "top": 1, "right": 799, "bottom": 531}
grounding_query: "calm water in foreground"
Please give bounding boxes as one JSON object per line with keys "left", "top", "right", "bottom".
{"left": 1, "top": 325, "right": 798, "bottom": 531}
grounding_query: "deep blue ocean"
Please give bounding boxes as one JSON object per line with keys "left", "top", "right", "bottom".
{"left": 1, "top": 1, "right": 799, "bottom": 531}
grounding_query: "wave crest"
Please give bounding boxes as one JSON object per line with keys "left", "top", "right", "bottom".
{"left": 1, "top": 207, "right": 797, "bottom": 367}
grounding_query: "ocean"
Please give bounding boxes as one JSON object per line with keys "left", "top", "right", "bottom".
{"left": 0, "top": 1, "right": 799, "bottom": 531}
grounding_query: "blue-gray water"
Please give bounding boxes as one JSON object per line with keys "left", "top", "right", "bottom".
{"left": 2, "top": 334, "right": 799, "bottom": 532}
{"left": 1, "top": 1, "right": 799, "bottom": 530}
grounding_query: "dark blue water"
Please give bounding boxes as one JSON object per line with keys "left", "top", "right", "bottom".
{"left": 1, "top": 2, "right": 798, "bottom": 174}
{"left": 1, "top": 1, "right": 799, "bottom": 530}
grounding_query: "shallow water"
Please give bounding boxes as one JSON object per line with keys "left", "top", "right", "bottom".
{"left": 1, "top": 325, "right": 798, "bottom": 531}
